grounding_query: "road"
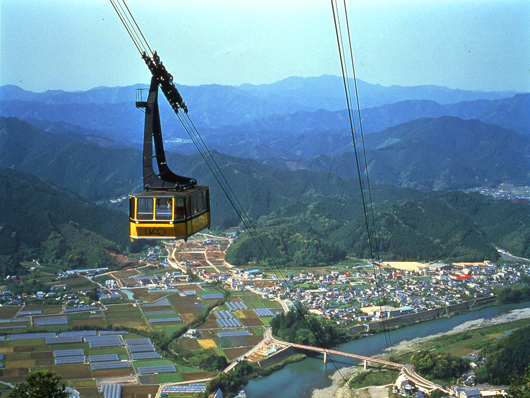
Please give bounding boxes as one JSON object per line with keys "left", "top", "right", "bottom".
{"left": 402, "top": 364, "right": 450, "bottom": 394}
{"left": 497, "top": 248, "right": 530, "bottom": 263}
{"left": 223, "top": 327, "right": 274, "bottom": 372}
{"left": 165, "top": 245, "right": 187, "bottom": 273}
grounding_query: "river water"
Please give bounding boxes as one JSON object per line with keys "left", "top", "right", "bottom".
{"left": 244, "top": 301, "right": 530, "bottom": 398}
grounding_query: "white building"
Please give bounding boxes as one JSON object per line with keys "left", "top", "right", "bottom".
{"left": 460, "top": 389, "right": 482, "bottom": 398}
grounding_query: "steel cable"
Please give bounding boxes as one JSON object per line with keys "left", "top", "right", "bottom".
{"left": 110, "top": 0, "right": 367, "bottom": 382}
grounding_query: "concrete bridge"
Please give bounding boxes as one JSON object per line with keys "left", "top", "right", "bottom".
{"left": 277, "top": 343, "right": 449, "bottom": 393}
{"left": 279, "top": 342, "right": 404, "bottom": 370}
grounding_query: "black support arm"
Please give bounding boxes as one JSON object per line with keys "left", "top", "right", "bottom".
{"left": 139, "top": 76, "right": 196, "bottom": 190}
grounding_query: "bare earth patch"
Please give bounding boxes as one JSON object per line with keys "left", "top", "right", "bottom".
{"left": 181, "top": 313, "right": 195, "bottom": 323}
{"left": 181, "top": 371, "right": 214, "bottom": 381}
{"left": 381, "top": 262, "right": 426, "bottom": 271}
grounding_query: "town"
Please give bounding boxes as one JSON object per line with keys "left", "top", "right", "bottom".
{"left": 0, "top": 234, "right": 528, "bottom": 398}
{"left": 2, "top": 236, "right": 528, "bottom": 327}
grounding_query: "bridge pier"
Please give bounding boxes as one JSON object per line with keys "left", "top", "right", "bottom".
{"left": 364, "top": 360, "right": 367, "bottom": 370}
{"left": 323, "top": 352, "right": 327, "bottom": 363}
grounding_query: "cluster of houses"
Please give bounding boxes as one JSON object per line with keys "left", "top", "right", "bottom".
{"left": 177, "top": 268, "right": 263, "bottom": 291}
{"left": 3, "top": 240, "right": 527, "bottom": 328}
{"left": 121, "top": 271, "right": 191, "bottom": 289}
{"left": 0, "top": 284, "right": 93, "bottom": 306}
{"left": 57, "top": 268, "right": 109, "bottom": 278}
{"left": 465, "top": 185, "right": 530, "bottom": 204}
{"left": 394, "top": 375, "right": 420, "bottom": 396}
{"left": 1, "top": 266, "right": 118, "bottom": 305}
{"left": 198, "top": 261, "right": 528, "bottom": 325}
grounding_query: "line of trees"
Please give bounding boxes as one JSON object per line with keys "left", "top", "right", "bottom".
{"left": 411, "top": 350, "right": 469, "bottom": 380}
{"left": 496, "top": 286, "right": 530, "bottom": 305}
{"left": 270, "top": 306, "right": 345, "bottom": 347}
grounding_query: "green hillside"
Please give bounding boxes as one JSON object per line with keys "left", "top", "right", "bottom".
{"left": 0, "top": 167, "right": 132, "bottom": 277}
{"left": 2, "top": 117, "right": 529, "bottom": 267}
{"left": 227, "top": 189, "right": 530, "bottom": 265}
{"left": 0, "top": 117, "right": 358, "bottom": 229}
{"left": 303, "top": 117, "right": 530, "bottom": 189}
{"left": 477, "top": 324, "right": 530, "bottom": 384}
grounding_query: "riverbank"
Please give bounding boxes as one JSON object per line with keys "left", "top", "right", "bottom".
{"left": 347, "top": 296, "right": 497, "bottom": 336}
{"left": 384, "top": 306, "right": 530, "bottom": 354}
{"left": 258, "top": 353, "right": 307, "bottom": 376}
{"left": 314, "top": 306, "right": 530, "bottom": 398}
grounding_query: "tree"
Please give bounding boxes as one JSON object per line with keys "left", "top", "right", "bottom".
{"left": 508, "top": 368, "right": 530, "bottom": 398}
{"left": 430, "top": 389, "right": 443, "bottom": 398}
{"left": 8, "top": 370, "right": 68, "bottom": 398}
{"left": 88, "top": 287, "right": 99, "bottom": 302}
{"left": 205, "top": 372, "right": 240, "bottom": 397}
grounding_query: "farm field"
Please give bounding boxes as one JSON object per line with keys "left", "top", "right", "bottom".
{"left": 0, "top": 235, "right": 285, "bottom": 394}
{"left": 0, "top": 330, "right": 213, "bottom": 387}
{"left": 106, "top": 304, "right": 148, "bottom": 330}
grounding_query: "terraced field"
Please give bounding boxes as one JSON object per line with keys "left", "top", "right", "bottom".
{"left": 0, "top": 237, "right": 284, "bottom": 393}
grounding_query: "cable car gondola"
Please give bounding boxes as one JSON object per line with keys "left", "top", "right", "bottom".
{"left": 129, "top": 74, "right": 210, "bottom": 241}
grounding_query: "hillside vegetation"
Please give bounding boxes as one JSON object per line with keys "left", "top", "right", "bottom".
{"left": 0, "top": 117, "right": 357, "bottom": 228}
{"left": 299, "top": 117, "right": 530, "bottom": 189}
{"left": 0, "top": 167, "right": 134, "bottom": 277}
{"left": 3, "top": 117, "right": 530, "bottom": 267}
{"left": 1, "top": 90, "right": 530, "bottom": 268}
{"left": 477, "top": 325, "right": 530, "bottom": 385}
{"left": 226, "top": 189, "right": 530, "bottom": 265}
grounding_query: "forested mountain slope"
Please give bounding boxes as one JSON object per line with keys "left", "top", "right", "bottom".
{"left": 4, "top": 115, "right": 528, "bottom": 206}
{"left": 0, "top": 117, "right": 357, "bottom": 229}
{"left": 3, "top": 117, "right": 529, "bottom": 267}
{"left": 226, "top": 190, "right": 530, "bottom": 265}
{"left": 0, "top": 167, "right": 132, "bottom": 277}
{"left": 299, "top": 117, "right": 530, "bottom": 189}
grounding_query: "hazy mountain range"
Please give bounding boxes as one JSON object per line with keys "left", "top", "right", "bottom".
{"left": 1, "top": 75, "right": 525, "bottom": 144}
{"left": 0, "top": 76, "right": 529, "bottom": 268}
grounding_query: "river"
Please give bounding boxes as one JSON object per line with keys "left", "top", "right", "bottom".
{"left": 244, "top": 301, "right": 530, "bottom": 398}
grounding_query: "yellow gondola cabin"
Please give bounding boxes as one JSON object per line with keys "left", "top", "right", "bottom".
{"left": 129, "top": 73, "right": 210, "bottom": 241}
{"left": 129, "top": 188, "right": 210, "bottom": 240}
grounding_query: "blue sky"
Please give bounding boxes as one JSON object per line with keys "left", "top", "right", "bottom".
{"left": 1, "top": 0, "right": 529, "bottom": 93}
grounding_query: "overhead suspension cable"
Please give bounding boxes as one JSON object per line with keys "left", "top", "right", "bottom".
{"left": 110, "top": 0, "right": 150, "bottom": 54}
{"left": 109, "top": 0, "right": 271, "bottom": 266}
{"left": 341, "top": 1, "right": 379, "bottom": 258}
{"left": 331, "top": 0, "right": 396, "bottom": 375}
{"left": 331, "top": 0, "right": 376, "bottom": 260}
{"left": 111, "top": 0, "right": 355, "bottom": 379}
{"left": 176, "top": 114, "right": 346, "bottom": 373}
{"left": 177, "top": 112, "right": 350, "bottom": 375}
{"left": 109, "top": 0, "right": 295, "bottom": 282}
{"left": 337, "top": 1, "right": 392, "bottom": 355}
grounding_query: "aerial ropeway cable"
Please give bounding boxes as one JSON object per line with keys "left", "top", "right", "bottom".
{"left": 331, "top": 0, "right": 397, "bottom": 384}
{"left": 110, "top": 0, "right": 385, "bottom": 387}
{"left": 109, "top": 2, "right": 339, "bottom": 362}
{"left": 109, "top": 0, "right": 285, "bottom": 267}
